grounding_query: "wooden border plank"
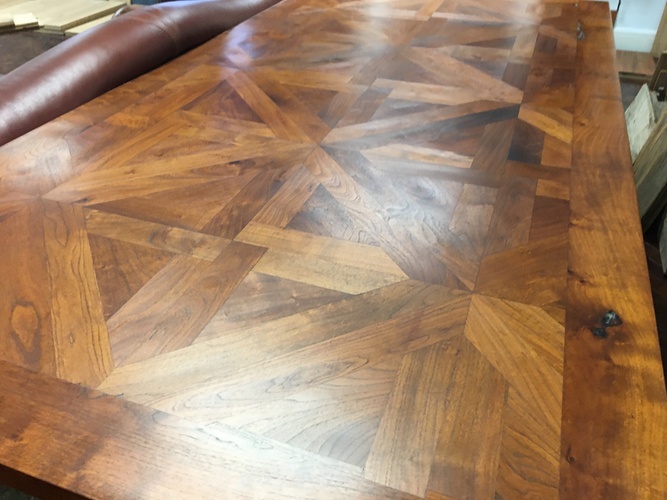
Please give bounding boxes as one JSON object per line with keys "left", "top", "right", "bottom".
{"left": 0, "top": 360, "right": 418, "bottom": 499}
{"left": 560, "top": 2, "right": 667, "bottom": 497}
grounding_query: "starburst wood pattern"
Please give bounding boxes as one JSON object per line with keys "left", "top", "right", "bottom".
{"left": 0, "top": 0, "right": 665, "bottom": 498}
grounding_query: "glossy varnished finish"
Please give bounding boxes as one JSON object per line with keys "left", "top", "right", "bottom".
{"left": 0, "top": 0, "right": 665, "bottom": 498}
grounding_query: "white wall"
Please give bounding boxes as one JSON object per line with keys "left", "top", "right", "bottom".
{"left": 614, "top": 0, "right": 667, "bottom": 52}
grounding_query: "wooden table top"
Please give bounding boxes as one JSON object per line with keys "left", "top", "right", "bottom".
{"left": 0, "top": 0, "right": 665, "bottom": 498}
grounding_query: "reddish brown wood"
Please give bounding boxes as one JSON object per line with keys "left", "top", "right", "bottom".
{"left": 560, "top": 3, "right": 667, "bottom": 497}
{"left": 0, "top": 0, "right": 664, "bottom": 498}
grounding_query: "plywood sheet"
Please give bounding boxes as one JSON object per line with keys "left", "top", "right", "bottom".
{"left": 0, "top": 0, "right": 124, "bottom": 33}
{"left": 65, "top": 13, "right": 112, "bottom": 36}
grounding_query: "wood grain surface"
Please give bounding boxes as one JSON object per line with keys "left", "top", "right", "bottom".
{"left": 0, "top": 0, "right": 665, "bottom": 498}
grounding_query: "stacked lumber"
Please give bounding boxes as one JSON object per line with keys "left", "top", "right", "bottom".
{"left": 0, "top": 11, "right": 39, "bottom": 32}
{"left": 626, "top": 83, "right": 667, "bottom": 273}
{"left": 0, "top": 0, "right": 125, "bottom": 35}
{"left": 661, "top": 216, "right": 667, "bottom": 274}
{"left": 64, "top": 13, "right": 113, "bottom": 36}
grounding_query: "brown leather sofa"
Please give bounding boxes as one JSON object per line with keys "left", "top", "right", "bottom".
{"left": 0, "top": 0, "right": 280, "bottom": 147}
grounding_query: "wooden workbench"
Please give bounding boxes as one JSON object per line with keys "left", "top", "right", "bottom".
{"left": 0, "top": 0, "right": 665, "bottom": 498}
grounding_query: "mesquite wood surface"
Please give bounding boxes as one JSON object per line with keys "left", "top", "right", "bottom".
{"left": 0, "top": 0, "right": 665, "bottom": 498}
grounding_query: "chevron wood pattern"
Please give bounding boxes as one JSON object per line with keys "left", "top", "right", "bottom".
{"left": 0, "top": 0, "right": 665, "bottom": 498}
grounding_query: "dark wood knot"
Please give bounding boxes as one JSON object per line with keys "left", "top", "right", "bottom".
{"left": 592, "top": 310, "right": 622, "bottom": 338}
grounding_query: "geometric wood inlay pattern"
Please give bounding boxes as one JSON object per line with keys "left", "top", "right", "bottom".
{"left": 0, "top": 0, "right": 665, "bottom": 498}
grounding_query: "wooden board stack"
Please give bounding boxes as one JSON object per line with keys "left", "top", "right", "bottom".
{"left": 0, "top": 11, "right": 39, "bottom": 32}
{"left": 0, "top": 0, "right": 124, "bottom": 34}
{"left": 626, "top": 83, "right": 667, "bottom": 273}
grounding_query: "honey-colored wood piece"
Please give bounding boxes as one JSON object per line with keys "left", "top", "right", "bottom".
{"left": 561, "top": 3, "right": 667, "bottom": 497}
{"left": 0, "top": 0, "right": 125, "bottom": 34}
{"left": 616, "top": 50, "right": 656, "bottom": 77}
{"left": 633, "top": 97, "right": 667, "bottom": 228}
{"left": 0, "top": 0, "right": 664, "bottom": 498}
{"left": 625, "top": 84, "right": 655, "bottom": 162}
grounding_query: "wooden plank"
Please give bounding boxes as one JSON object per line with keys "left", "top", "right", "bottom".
{"left": 0, "top": 0, "right": 25, "bottom": 9}
{"left": 250, "top": 165, "right": 320, "bottom": 227}
{"left": 219, "top": 358, "right": 402, "bottom": 468}
{"left": 560, "top": 3, "right": 667, "bottom": 497}
{"left": 0, "top": 12, "right": 12, "bottom": 28}
{"left": 84, "top": 208, "right": 230, "bottom": 261}
{"left": 107, "top": 241, "right": 265, "bottom": 367}
{"left": 11, "top": 12, "right": 37, "bottom": 28}
{"left": 364, "top": 340, "right": 462, "bottom": 497}
{"left": 425, "top": 337, "right": 506, "bottom": 499}
{"left": 87, "top": 233, "right": 173, "bottom": 320}
{"left": 49, "top": 3, "right": 122, "bottom": 31}
{"left": 42, "top": 201, "right": 112, "bottom": 387}
{"left": 0, "top": 202, "right": 55, "bottom": 376}
{"left": 64, "top": 13, "right": 112, "bottom": 36}
{"left": 236, "top": 222, "right": 408, "bottom": 294}
{"left": 625, "top": 84, "right": 656, "bottom": 163}
{"left": 616, "top": 50, "right": 656, "bottom": 77}
{"left": 633, "top": 98, "right": 667, "bottom": 228}
{"left": 0, "top": 360, "right": 417, "bottom": 500}
{"left": 483, "top": 176, "right": 536, "bottom": 256}
{"left": 0, "top": 1, "right": 123, "bottom": 33}
{"left": 466, "top": 295, "right": 563, "bottom": 497}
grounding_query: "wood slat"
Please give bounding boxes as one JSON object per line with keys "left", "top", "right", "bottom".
{"left": 0, "top": 0, "right": 124, "bottom": 34}
{"left": 425, "top": 337, "right": 506, "bottom": 499}
{"left": 560, "top": 3, "right": 667, "bottom": 497}
{"left": 42, "top": 201, "right": 113, "bottom": 386}
{"left": 84, "top": 208, "right": 230, "bottom": 261}
{"left": 108, "top": 241, "right": 265, "bottom": 367}
{"left": 364, "top": 340, "right": 461, "bottom": 497}
{"left": 0, "top": 360, "right": 417, "bottom": 500}
{"left": 0, "top": 202, "right": 55, "bottom": 376}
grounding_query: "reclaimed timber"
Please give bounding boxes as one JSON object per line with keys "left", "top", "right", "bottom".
{"left": 633, "top": 94, "right": 667, "bottom": 228}
{"left": 625, "top": 84, "right": 655, "bottom": 162}
{"left": 0, "top": 0, "right": 665, "bottom": 498}
{"left": 561, "top": 3, "right": 667, "bottom": 497}
{"left": 0, "top": 360, "right": 416, "bottom": 500}
{"left": 660, "top": 211, "right": 667, "bottom": 274}
{"left": 0, "top": 0, "right": 125, "bottom": 34}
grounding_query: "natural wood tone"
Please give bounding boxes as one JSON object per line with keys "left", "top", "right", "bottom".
{"left": 561, "top": 3, "right": 667, "bottom": 497}
{"left": 0, "top": 0, "right": 125, "bottom": 34}
{"left": 616, "top": 50, "right": 656, "bottom": 77}
{"left": 653, "top": 0, "right": 667, "bottom": 58}
{"left": 0, "top": 360, "right": 416, "bottom": 499}
{"left": 0, "top": 0, "right": 665, "bottom": 498}
{"left": 64, "top": 13, "right": 112, "bottom": 36}
{"left": 633, "top": 95, "right": 667, "bottom": 228}
{"left": 625, "top": 84, "right": 667, "bottom": 230}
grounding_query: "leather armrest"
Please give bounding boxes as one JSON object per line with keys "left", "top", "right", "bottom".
{"left": 0, "top": 0, "right": 280, "bottom": 146}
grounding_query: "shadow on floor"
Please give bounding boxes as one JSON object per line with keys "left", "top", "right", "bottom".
{"left": 0, "top": 484, "right": 36, "bottom": 500}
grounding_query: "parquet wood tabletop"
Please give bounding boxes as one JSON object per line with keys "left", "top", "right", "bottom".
{"left": 0, "top": 0, "right": 665, "bottom": 498}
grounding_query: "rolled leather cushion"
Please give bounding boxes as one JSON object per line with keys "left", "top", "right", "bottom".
{"left": 0, "top": 0, "right": 280, "bottom": 146}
